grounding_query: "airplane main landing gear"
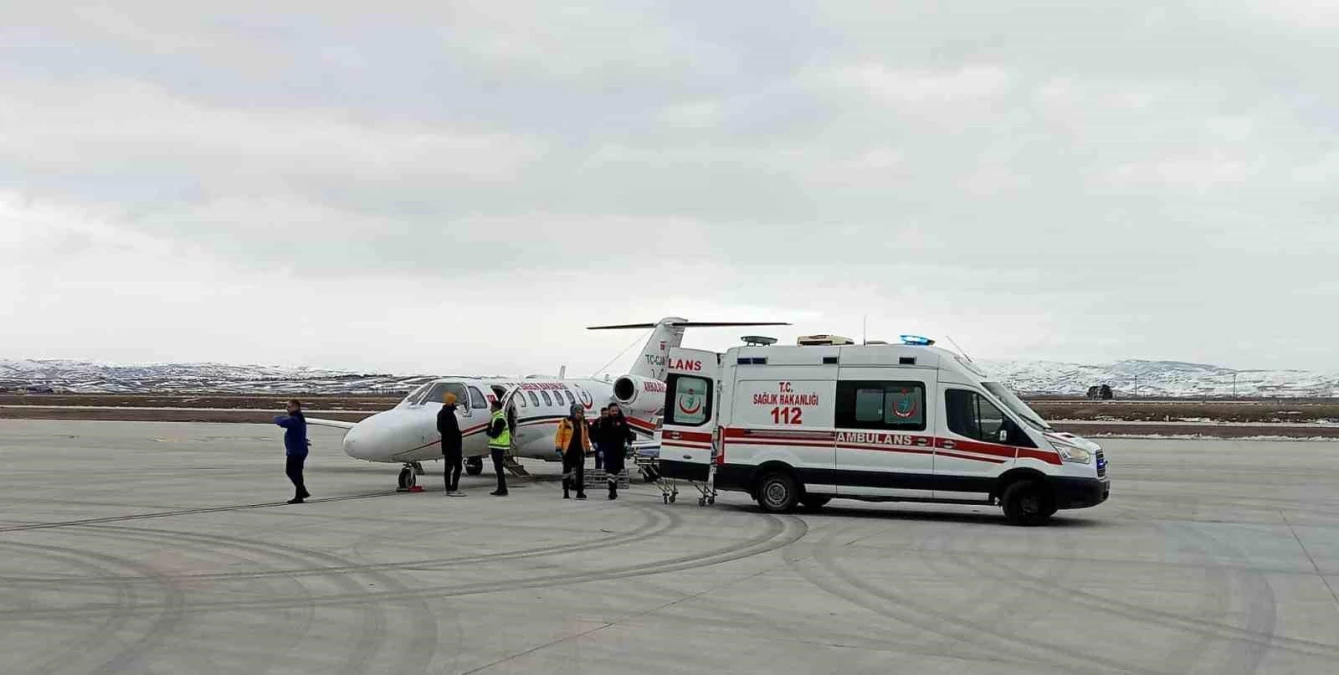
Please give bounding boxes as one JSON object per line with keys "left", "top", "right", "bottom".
{"left": 397, "top": 464, "right": 418, "bottom": 491}
{"left": 465, "top": 457, "right": 484, "bottom": 476}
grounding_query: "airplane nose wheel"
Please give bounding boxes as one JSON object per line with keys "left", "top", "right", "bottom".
{"left": 397, "top": 464, "right": 418, "bottom": 491}
{"left": 465, "top": 457, "right": 484, "bottom": 476}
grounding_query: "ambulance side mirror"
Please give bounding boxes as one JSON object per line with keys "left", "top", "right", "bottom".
{"left": 997, "top": 428, "right": 1010, "bottom": 444}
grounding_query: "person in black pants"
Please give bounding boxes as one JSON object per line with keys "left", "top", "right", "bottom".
{"left": 485, "top": 399, "right": 510, "bottom": 496}
{"left": 598, "top": 405, "right": 636, "bottom": 500}
{"left": 556, "top": 404, "right": 591, "bottom": 500}
{"left": 438, "top": 392, "right": 465, "bottom": 496}
{"left": 274, "top": 399, "right": 310, "bottom": 504}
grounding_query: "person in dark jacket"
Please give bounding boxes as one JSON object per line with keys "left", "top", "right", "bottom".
{"left": 274, "top": 399, "right": 310, "bottom": 504}
{"left": 597, "top": 405, "right": 636, "bottom": 500}
{"left": 593, "top": 405, "right": 613, "bottom": 470}
{"left": 438, "top": 392, "right": 465, "bottom": 496}
{"left": 485, "top": 399, "right": 510, "bottom": 496}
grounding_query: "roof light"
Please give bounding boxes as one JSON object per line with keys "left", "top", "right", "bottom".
{"left": 899, "top": 335, "right": 936, "bottom": 346}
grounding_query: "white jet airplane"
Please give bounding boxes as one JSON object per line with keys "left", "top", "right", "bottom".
{"left": 307, "top": 318, "right": 786, "bottom": 489}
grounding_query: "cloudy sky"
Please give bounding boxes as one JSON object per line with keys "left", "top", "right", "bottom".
{"left": 2, "top": 1, "right": 1336, "bottom": 376}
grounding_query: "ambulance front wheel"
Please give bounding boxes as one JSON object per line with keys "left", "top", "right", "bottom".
{"left": 756, "top": 472, "right": 800, "bottom": 513}
{"left": 1002, "top": 480, "right": 1054, "bottom": 526}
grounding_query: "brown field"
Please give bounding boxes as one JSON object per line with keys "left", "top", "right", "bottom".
{"left": 3, "top": 393, "right": 1338, "bottom": 439}
{"left": 1029, "top": 400, "right": 1339, "bottom": 424}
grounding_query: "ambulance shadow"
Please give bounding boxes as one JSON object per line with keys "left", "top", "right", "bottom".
{"left": 716, "top": 503, "right": 1110, "bottom": 528}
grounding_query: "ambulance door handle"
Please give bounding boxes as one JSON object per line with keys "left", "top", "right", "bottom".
{"left": 915, "top": 438, "right": 929, "bottom": 447}
{"left": 941, "top": 440, "right": 956, "bottom": 450}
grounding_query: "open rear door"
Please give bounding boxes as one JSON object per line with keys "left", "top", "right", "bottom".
{"left": 658, "top": 348, "right": 721, "bottom": 481}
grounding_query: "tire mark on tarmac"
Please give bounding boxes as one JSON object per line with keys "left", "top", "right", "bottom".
{"left": 791, "top": 523, "right": 1161, "bottom": 675}
{"left": 0, "top": 541, "right": 143, "bottom": 675}
{"left": 0, "top": 491, "right": 400, "bottom": 534}
{"left": 0, "top": 501, "right": 679, "bottom": 586}
{"left": 0, "top": 510, "right": 805, "bottom": 622}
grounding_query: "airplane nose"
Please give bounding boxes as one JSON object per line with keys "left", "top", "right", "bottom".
{"left": 343, "top": 418, "right": 375, "bottom": 460}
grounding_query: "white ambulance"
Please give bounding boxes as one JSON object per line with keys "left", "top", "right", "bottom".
{"left": 657, "top": 336, "right": 1109, "bottom": 525}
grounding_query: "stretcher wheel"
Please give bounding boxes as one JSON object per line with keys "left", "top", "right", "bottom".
{"left": 698, "top": 497, "right": 706, "bottom": 507}
{"left": 708, "top": 496, "right": 715, "bottom": 505}
{"left": 669, "top": 494, "right": 676, "bottom": 504}
{"left": 663, "top": 494, "right": 669, "bottom": 504}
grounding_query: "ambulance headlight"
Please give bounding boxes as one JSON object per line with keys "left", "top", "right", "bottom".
{"left": 1055, "top": 443, "right": 1092, "bottom": 464}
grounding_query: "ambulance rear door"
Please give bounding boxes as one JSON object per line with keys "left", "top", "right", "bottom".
{"left": 658, "top": 348, "right": 721, "bottom": 481}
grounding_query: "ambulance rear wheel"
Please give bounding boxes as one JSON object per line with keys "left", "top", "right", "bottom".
{"left": 1002, "top": 480, "right": 1053, "bottom": 526}
{"left": 756, "top": 472, "right": 800, "bottom": 513}
{"left": 465, "top": 458, "right": 483, "bottom": 476}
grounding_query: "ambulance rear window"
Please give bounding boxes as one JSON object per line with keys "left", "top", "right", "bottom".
{"left": 666, "top": 374, "right": 711, "bottom": 427}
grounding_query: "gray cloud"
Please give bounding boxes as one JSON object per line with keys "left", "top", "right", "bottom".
{"left": 2, "top": 1, "right": 1336, "bottom": 373}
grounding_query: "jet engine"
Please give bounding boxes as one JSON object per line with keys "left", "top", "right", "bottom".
{"left": 613, "top": 375, "right": 667, "bottom": 410}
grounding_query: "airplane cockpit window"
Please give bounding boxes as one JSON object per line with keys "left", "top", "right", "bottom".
{"left": 408, "top": 382, "right": 469, "bottom": 406}
{"left": 541, "top": 391, "right": 553, "bottom": 407}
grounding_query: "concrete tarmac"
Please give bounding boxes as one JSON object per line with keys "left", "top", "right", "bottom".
{"left": 1, "top": 420, "right": 1337, "bottom": 675}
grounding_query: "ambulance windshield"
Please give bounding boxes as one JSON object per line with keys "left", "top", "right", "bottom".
{"left": 982, "top": 382, "right": 1051, "bottom": 431}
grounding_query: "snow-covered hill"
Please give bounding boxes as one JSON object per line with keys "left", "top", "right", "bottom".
{"left": 979, "top": 359, "right": 1339, "bottom": 398}
{"left": 0, "top": 359, "right": 433, "bottom": 395}
{"left": 2, "top": 357, "right": 1336, "bottom": 398}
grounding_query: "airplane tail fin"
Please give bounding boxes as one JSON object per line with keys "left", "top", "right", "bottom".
{"left": 588, "top": 317, "right": 789, "bottom": 380}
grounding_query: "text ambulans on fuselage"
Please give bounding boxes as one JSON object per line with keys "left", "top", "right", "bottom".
{"left": 658, "top": 335, "right": 1110, "bottom": 524}
{"left": 305, "top": 318, "right": 786, "bottom": 488}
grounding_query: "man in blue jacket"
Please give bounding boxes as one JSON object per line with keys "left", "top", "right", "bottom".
{"left": 274, "top": 399, "right": 310, "bottom": 504}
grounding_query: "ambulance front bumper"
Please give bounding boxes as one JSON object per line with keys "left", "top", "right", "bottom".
{"left": 1053, "top": 476, "right": 1110, "bottom": 510}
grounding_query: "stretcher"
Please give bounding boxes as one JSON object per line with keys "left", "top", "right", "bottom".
{"left": 649, "top": 441, "right": 718, "bottom": 507}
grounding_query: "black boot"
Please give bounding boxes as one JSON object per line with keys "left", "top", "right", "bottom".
{"left": 608, "top": 481, "right": 617, "bottom": 500}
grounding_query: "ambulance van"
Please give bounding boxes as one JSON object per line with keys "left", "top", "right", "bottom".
{"left": 657, "top": 336, "right": 1109, "bottom": 525}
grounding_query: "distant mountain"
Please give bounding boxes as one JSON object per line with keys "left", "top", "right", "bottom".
{"left": 2, "top": 357, "right": 1335, "bottom": 398}
{"left": 0, "top": 359, "right": 433, "bottom": 395}
{"left": 979, "top": 359, "right": 1339, "bottom": 398}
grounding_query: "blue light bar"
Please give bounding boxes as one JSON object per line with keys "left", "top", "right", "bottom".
{"left": 899, "top": 335, "right": 936, "bottom": 346}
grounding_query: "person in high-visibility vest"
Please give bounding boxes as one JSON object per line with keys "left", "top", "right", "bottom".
{"left": 485, "top": 399, "right": 510, "bottom": 496}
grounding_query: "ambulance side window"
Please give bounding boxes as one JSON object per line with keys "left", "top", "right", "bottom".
{"left": 945, "top": 389, "right": 1024, "bottom": 445}
{"left": 836, "top": 381, "right": 926, "bottom": 432}
{"left": 665, "top": 374, "right": 712, "bottom": 427}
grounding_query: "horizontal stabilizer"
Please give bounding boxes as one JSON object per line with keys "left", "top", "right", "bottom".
{"left": 588, "top": 321, "right": 790, "bottom": 330}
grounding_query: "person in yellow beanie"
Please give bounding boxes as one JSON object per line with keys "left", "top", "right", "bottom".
{"left": 438, "top": 392, "right": 465, "bottom": 496}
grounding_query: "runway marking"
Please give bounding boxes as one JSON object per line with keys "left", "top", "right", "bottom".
{"left": 1281, "top": 511, "right": 1339, "bottom": 609}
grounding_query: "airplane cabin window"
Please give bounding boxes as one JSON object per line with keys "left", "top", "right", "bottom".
{"left": 528, "top": 392, "right": 540, "bottom": 408}
{"left": 468, "top": 387, "right": 489, "bottom": 409}
{"left": 541, "top": 391, "right": 553, "bottom": 407}
{"left": 564, "top": 391, "right": 576, "bottom": 406}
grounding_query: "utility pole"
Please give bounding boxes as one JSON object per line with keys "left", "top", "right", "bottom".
{"left": 1232, "top": 372, "right": 1237, "bottom": 400}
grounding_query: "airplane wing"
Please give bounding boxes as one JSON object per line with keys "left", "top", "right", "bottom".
{"left": 306, "top": 418, "right": 358, "bottom": 431}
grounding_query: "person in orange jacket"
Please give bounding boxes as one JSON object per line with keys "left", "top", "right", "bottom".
{"left": 555, "top": 404, "right": 592, "bottom": 499}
